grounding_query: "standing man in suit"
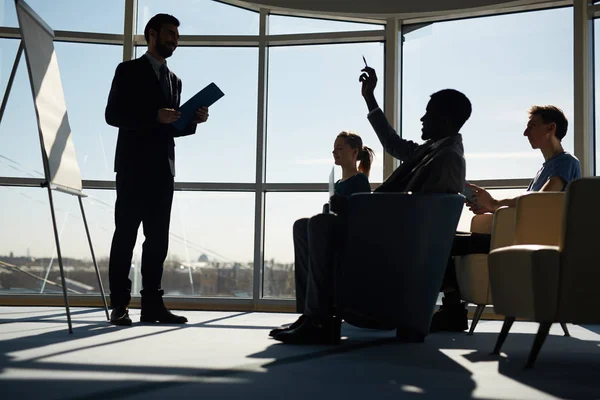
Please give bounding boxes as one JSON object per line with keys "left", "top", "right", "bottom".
{"left": 105, "top": 13, "right": 209, "bottom": 326}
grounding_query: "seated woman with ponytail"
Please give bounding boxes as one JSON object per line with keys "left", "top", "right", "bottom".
{"left": 328, "top": 131, "right": 374, "bottom": 215}
{"left": 269, "top": 131, "right": 375, "bottom": 339}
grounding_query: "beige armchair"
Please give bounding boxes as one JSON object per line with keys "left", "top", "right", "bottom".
{"left": 488, "top": 179, "right": 597, "bottom": 367}
{"left": 454, "top": 206, "right": 516, "bottom": 334}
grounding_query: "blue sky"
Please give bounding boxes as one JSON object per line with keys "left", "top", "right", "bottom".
{"left": 0, "top": 2, "right": 594, "bottom": 273}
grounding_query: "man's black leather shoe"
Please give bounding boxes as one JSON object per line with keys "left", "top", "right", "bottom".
{"left": 273, "top": 317, "right": 340, "bottom": 345}
{"left": 430, "top": 298, "right": 468, "bottom": 332}
{"left": 110, "top": 306, "right": 132, "bottom": 326}
{"left": 140, "top": 290, "right": 187, "bottom": 324}
{"left": 269, "top": 315, "right": 306, "bottom": 337}
{"left": 140, "top": 308, "right": 188, "bottom": 324}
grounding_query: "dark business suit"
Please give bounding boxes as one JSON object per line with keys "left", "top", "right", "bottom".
{"left": 105, "top": 55, "right": 196, "bottom": 307}
{"left": 368, "top": 108, "right": 465, "bottom": 195}
{"left": 304, "top": 108, "right": 466, "bottom": 318}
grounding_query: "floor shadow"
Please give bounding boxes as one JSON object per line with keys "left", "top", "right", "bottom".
{"left": 0, "top": 309, "right": 253, "bottom": 365}
{"left": 0, "top": 308, "right": 102, "bottom": 324}
{"left": 1, "top": 308, "right": 599, "bottom": 400}
{"left": 0, "top": 310, "right": 477, "bottom": 400}
{"left": 462, "top": 330, "right": 600, "bottom": 399}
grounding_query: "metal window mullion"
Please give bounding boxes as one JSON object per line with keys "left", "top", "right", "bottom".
{"left": 574, "top": 0, "right": 596, "bottom": 176}
{"left": 397, "top": 20, "right": 404, "bottom": 173}
{"left": 383, "top": 18, "right": 398, "bottom": 180}
{"left": 53, "top": 31, "right": 123, "bottom": 45}
{"left": 401, "top": 1, "right": 570, "bottom": 25}
{"left": 123, "top": 0, "right": 137, "bottom": 61}
{"left": 133, "top": 34, "right": 260, "bottom": 47}
{"left": 0, "top": 293, "right": 299, "bottom": 311}
{"left": 131, "top": 31, "right": 383, "bottom": 48}
{"left": 252, "top": 9, "right": 269, "bottom": 307}
{"left": 0, "top": 177, "right": 531, "bottom": 190}
{"left": 0, "top": 26, "right": 123, "bottom": 45}
{"left": 266, "top": 29, "right": 384, "bottom": 46}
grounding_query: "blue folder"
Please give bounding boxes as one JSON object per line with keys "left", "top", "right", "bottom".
{"left": 172, "top": 82, "right": 224, "bottom": 131}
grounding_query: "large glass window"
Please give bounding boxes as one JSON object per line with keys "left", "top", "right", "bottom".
{"left": 269, "top": 15, "right": 383, "bottom": 35}
{"left": 402, "top": 8, "right": 574, "bottom": 181}
{"left": 263, "top": 192, "right": 326, "bottom": 298}
{"left": 165, "top": 191, "right": 254, "bottom": 297}
{"left": 55, "top": 43, "right": 123, "bottom": 181}
{"left": 0, "top": 186, "right": 109, "bottom": 295}
{"left": 133, "top": 46, "right": 258, "bottom": 183}
{"left": 0, "top": 0, "right": 124, "bottom": 33}
{"left": 0, "top": 186, "right": 255, "bottom": 297}
{"left": 0, "top": 39, "right": 44, "bottom": 179}
{"left": 0, "top": 41, "right": 122, "bottom": 181}
{"left": 137, "top": 0, "right": 259, "bottom": 36}
{"left": 267, "top": 42, "right": 385, "bottom": 183}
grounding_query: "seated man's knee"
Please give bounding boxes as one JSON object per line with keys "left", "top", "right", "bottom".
{"left": 308, "top": 214, "right": 337, "bottom": 237}
{"left": 293, "top": 218, "right": 309, "bottom": 235}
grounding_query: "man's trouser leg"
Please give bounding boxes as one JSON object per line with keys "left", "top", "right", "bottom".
{"left": 293, "top": 218, "right": 309, "bottom": 313}
{"left": 304, "top": 214, "right": 343, "bottom": 319}
{"left": 140, "top": 173, "right": 174, "bottom": 297}
{"left": 442, "top": 232, "right": 492, "bottom": 296}
{"left": 108, "top": 173, "right": 143, "bottom": 308}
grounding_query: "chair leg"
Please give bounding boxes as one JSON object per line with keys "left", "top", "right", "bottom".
{"left": 560, "top": 322, "right": 570, "bottom": 337}
{"left": 492, "top": 316, "right": 515, "bottom": 355}
{"left": 467, "top": 305, "right": 486, "bottom": 336}
{"left": 525, "top": 322, "right": 552, "bottom": 369}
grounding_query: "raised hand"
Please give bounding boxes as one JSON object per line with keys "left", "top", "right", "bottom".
{"left": 359, "top": 66, "right": 378, "bottom": 98}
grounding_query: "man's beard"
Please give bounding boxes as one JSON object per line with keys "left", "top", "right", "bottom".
{"left": 156, "top": 42, "right": 174, "bottom": 58}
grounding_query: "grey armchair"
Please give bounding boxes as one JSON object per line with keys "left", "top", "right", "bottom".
{"left": 336, "top": 192, "right": 464, "bottom": 341}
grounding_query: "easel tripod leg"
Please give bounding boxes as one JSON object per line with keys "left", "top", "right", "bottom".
{"left": 46, "top": 185, "right": 73, "bottom": 334}
{"left": 79, "top": 196, "right": 110, "bottom": 320}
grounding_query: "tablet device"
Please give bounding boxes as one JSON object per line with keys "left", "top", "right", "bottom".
{"left": 463, "top": 184, "right": 478, "bottom": 205}
{"left": 172, "top": 82, "right": 224, "bottom": 131}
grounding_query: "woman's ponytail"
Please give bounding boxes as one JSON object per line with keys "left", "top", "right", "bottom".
{"left": 357, "top": 145, "right": 375, "bottom": 177}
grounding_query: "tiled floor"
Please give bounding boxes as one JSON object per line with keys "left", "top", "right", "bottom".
{"left": 0, "top": 306, "right": 599, "bottom": 399}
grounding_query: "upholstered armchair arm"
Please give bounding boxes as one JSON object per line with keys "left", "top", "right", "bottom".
{"left": 489, "top": 244, "right": 561, "bottom": 321}
{"left": 490, "top": 206, "right": 517, "bottom": 250}
{"left": 514, "top": 192, "right": 565, "bottom": 246}
{"left": 470, "top": 213, "right": 494, "bottom": 234}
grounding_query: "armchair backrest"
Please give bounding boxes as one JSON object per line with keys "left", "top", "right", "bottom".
{"left": 557, "top": 178, "right": 600, "bottom": 322}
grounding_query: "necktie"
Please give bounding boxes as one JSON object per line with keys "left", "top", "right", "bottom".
{"left": 159, "top": 64, "right": 172, "bottom": 106}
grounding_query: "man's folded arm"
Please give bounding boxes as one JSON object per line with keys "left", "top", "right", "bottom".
{"left": 367, "top": 107, "right": 419, "bottom": 161}
{"left": 105, "top": 63, "right": 160, "bottom": 131}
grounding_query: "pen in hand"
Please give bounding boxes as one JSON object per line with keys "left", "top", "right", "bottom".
{"left": 362, "top": 55, "right": 368, "bottom": 68}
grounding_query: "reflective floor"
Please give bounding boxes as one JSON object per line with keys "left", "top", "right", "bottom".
{"left": 0, "top": 306, "right": 599, "bottom": 399}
